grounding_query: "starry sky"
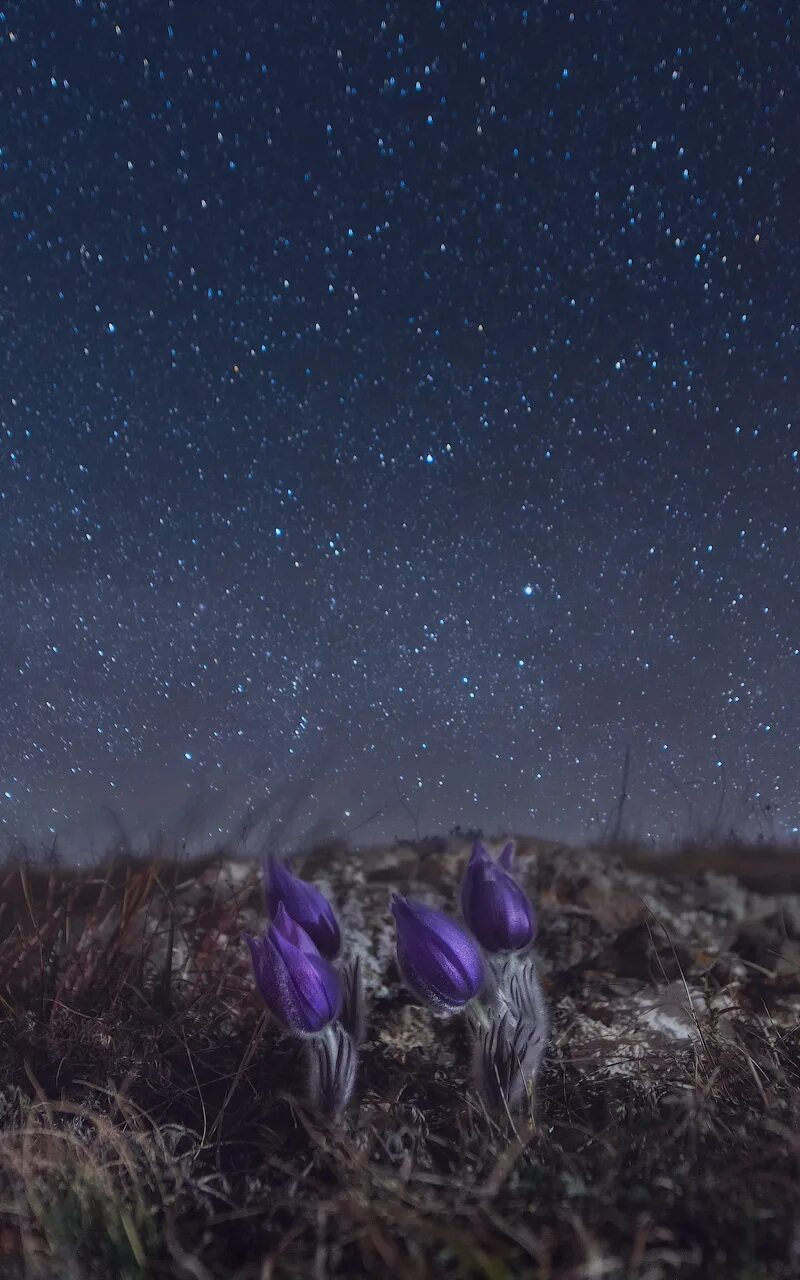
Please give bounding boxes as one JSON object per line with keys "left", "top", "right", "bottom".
{"left": 2, "top": 0, "right": 799, "bottom": 857}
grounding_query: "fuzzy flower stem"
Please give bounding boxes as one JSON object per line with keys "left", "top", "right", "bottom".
{"left": 305, "top": 1021, "right": 358, "bottom": 1118}
{"left": 469, "top": 951, "right": 550, "bottom": 1113}
{"left": 466, "top": 999, "right": 493, "bottom": 1034}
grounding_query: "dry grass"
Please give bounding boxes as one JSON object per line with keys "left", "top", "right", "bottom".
{"left": 0, "top": 843, "right": 799, "bottom": 1279}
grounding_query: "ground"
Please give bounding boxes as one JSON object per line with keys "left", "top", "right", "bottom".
{"left": 1, "top": 836, "right": 799, "bottom": 1279}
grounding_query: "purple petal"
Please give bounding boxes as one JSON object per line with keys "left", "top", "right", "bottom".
{"left": 243, "top": 932, "right": 271, "bottom": 997}
{"left": 497, "top": 841, "right": 515, "bottom": 872}
{"left": 272, "top": 901, "right": 322, "bottom": 957}
{"left": 244, "top": 921, "right": 341, "bottom": 1034}
{"left": 265, "top": 856, "right": 341, "bottom": 958}
{"left": 269, "top": 928, "right": 341, "bottom": 1027}
{"left": 392, "top": 895, "right": 484, "bottom": 1011}
{"left": 461, "top": 848, "right": 534, "bottom": 953}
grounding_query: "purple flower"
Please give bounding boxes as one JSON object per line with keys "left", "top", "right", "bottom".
{"left": 391, "top": 895, "right": 485, "bottom": 1013}
{"left": 265, "top": 855, "right": 341, "bottom": 959}
{"left": 244, "top": 902, "right": 341, "bottom": 1035}
{"left": 461, "top": 840, "right": 535, "bottom": 953}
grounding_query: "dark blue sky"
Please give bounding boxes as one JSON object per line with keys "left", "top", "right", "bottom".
{"left": 1, "top": 0, "right": 798, "bottom": 855}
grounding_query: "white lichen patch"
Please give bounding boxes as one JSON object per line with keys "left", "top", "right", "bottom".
{"left": 634, "top": 982, "right": 707, "bottom": 1044}
{"left": 378, "top": 1004, "right": 438, "bottom": 1055}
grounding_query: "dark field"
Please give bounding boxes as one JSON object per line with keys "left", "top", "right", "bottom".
{"left": 1, "top": 838, "right": 799, "bottom": 1279}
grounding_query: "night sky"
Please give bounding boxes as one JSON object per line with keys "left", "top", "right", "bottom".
{"left": 2, "top": 1, "right": 799, "bottom": 856}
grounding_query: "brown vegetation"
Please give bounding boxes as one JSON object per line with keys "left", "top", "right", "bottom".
{"left": 0, "top": 838, "right": 799, "bottom": 1278}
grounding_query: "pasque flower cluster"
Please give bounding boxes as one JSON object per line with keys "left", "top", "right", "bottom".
{"left": 244, "top": 840, "right": 547, "bottom": 1117}
{"left": 243, "top": 856, "right": 363, "bottom": 1117}
{"left": 393, "top": 840, "right": 548, "bottom": 1112}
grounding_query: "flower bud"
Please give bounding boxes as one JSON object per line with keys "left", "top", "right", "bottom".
{"left": 245, "top": 903, "right": 341, "bottom": 1035}
{"left": 497, "top": 841, "right": 515, "bottom": 871}
{"left": 265, "top": 855, "right": 341, "bottom": 959}
{"left": 461, "top": 840, "right": 535, "bottom": 953}
{"left": 391, "top": 894, "right": 484, "bottom": 1013}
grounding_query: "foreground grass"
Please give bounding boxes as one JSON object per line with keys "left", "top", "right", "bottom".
{"left": 0, "top": 841, "right": 798, "bottom": 1278}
